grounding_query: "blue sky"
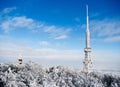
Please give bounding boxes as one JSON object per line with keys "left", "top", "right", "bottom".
{"left": 0, "top": 0, "right": 120, "bottom": 70}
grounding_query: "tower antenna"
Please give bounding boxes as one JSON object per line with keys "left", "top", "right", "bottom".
{"left": 83, "top": 4, "right": 93, "bottom": 74}
{"left": 83, "top": 4, "right": 93, "bottom": 87}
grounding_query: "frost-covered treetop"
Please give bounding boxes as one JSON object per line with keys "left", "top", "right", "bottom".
{"left": 0, "top": 62, "right": 120, "bottom": 87}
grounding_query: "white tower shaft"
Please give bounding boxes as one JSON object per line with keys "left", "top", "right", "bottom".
{"left": 83, "top": 5, "right": 93, "bottom": 74}
{"left": 86, "top": 5, "right": 90, "bottom": 48}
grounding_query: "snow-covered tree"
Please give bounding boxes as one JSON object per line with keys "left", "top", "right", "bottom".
{"left": 0, "top": 62, "right": 120, "bottom": 87}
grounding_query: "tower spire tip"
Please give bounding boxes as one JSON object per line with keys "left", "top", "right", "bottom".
{"left": 86, "top": 5, "right": 88, "bottom": 16}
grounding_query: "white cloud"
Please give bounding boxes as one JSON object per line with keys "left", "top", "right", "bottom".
{"left": 0, "top": 7, "right": 71, "bottom": 39}
{"left": 44, "top": 25, "right": 71, "bottom": 40}
{"left": 0, "top": 7, "right": 16, "bottom": 19}
{"left": 90, "top": 19, "right": 120, "bottom": 42}
{"left": 74, "top": 17, "right": 80, "bottom": 22}
{"left": 55, "top": 35, "right": 67, "bottom": 40}
{"left": 0, "top": 43, "right": 119, "bottom": 70}
{"left": 90, "top": 19, "right": 120, "bottom": 36}
{"left": 90, "top": 13, "right": 100, "bottom": 18}
{"left": 3, "top": 7, "right": 16, "bottom": 14}
{"left": 0, "top": 43, "right": 82, "bottom": 60}
{"left": 80, "top": 19, "right": 120, "bottom": 42}
{"left": 105, "top": 35, "right": 120, "bottom": 42}
{"left": 39, "top": 41, "right": 50, "bottom": 46}
{"left": 92, "top": 49, "right": 120, "bottom": 69}
{"left": 0, "top": 16, "right": 44, "bottom": 33}
{"left": 0, "top": 15, "right": 71, "bottom": 39}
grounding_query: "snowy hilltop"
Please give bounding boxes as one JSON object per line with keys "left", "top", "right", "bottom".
{"left": 0, "top": 62, "right": 120, "bottom": 87}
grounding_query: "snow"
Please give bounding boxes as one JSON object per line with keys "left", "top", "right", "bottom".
{"left": 0, "top": 62, "right": 120, "bottom": 87}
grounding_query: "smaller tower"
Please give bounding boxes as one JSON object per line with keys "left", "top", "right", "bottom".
{"left": 18, "top": 55, "right": 23, "bottom": 64}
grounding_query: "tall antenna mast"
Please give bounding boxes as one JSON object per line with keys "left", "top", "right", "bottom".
{"left": 83, "top": 4, "right": 93, "bottom": 74}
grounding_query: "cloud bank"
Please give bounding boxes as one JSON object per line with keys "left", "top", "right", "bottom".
{"left": 0, "top": 7, "right": 71, "bottom": 40}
